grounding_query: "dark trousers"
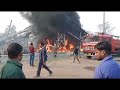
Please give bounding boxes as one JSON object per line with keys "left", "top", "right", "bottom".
{"left": 37, "top": 59, "right": 52, "bottom": 76}
{"left": 54, "top": 51, "right": 57, "bottom": 58}
{"left": 73, "top": 54, "right": 80, "bottom": 63}
{"left": 30, "top": 53, "right": 35, "bottom": 66}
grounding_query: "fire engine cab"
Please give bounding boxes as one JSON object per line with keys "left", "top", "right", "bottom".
{"left": 82, "top": 32, "right": 120, "bottom": 59}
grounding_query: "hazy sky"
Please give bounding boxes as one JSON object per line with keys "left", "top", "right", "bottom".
{"left": 0, "top": 11, "right": 120, "bottom": 36}
{"left": 78, "top": 11, "right": 120, "bottom": 36}
{"left": 0, "top": 12, "right": 30, "bottom": 33}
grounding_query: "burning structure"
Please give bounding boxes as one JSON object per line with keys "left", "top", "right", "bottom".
{"left": 20, "top": 12, "right": 87, "bottom": 52}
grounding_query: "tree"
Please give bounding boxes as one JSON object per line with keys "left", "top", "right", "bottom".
{"left": 10, "top": 25, "right": 17, "bottom": 34}
{"left": 5, "top": 25, "right": 9, "bottom": 36}
{"left": 4, "top": 25, "right": 16, "bottom": 36}
{"left": 97, "top": 22, "right": 116, "bottom": 34}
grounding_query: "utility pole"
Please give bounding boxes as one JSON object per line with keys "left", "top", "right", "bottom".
{"left": 79, "top": 31, "right": 81, "bottom": 47}
{"left": 103, "top": 12, "right": 106, "bottom": 34}
{"left": 8, "top": 20, "right": 12, "bottom": 34}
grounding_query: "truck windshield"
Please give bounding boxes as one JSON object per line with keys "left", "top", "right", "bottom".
{"left": 92, "top": 36, "right": 100, "bottom": 42}
{"left": 82, "top": 36, "right": 100, "bottom": 42}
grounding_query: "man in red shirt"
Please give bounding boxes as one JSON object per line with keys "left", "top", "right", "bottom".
{"left": 29, "top": 42, "right": 35, "bottom": 66}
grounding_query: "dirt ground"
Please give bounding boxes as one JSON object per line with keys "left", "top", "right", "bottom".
{"left": 21, "top": 56, "right": 101, "bottom": 79}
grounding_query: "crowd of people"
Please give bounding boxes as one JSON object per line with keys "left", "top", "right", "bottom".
{"left": 0, "top": 40, "right": 120, "bottom": 79}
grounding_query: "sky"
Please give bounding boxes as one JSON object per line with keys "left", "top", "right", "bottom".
{"left": 0, "top": 11, "right": 120, "bottom": 36}
{"left": 78, "top": 11, "right": 120, "bottom": 36}
{"left": 0, "top": 12, "right": 30, "bottom": 33}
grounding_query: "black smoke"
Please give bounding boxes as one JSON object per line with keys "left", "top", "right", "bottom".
{"left": 20, "top": 12, "right": 87, "bottom": 46}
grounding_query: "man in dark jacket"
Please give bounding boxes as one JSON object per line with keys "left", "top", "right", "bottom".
{"left": 36, "top": 42, "right": 53, "bottom": 77}
{"left": 1, "top": 43, "right": 26, "bottom": 79}
{"left": 73, "top": 46, "right": 80, "bottom": 63}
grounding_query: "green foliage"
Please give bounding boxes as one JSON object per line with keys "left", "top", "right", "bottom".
{"left": 97, "top": 22, "right": 116, "bottom": 34}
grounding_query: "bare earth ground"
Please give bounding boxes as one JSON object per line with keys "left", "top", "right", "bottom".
{"left": 21, "top": 56, "right": 101, "bottom": 79}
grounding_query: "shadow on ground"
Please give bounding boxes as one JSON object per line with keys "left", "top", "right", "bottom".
{"left": 83, "top": 66, "right": 95, "bottom": 71}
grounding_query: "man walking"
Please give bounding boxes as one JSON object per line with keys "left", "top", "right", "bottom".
{"left": 73, "top": 46, "right": 80, "bottom": 63}
{"left": 1, "top": 43, "right": 26, "bottom": 79}
{"left": 94, "top": 41, "right": 120, "bottom": 79}
{"left": 36, "top": 42, "right": 53, "bottom": 77}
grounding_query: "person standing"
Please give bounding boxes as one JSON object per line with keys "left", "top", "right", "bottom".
{"left": 29, "top": 42, "right": 35, "bottom": 66}
{"left": 36, "top": 42, "right": 53, "bottom": 77}
{"left": 94, "top": 41, "right": 120, "bottom": 79}
{"left": 1, "top": 43, "right": 26, "bottom": 79}
{"left": 73, "top": 46, "right": 80, "bottom": 63}
{"left": 53, "top": 44, "right": 58, "bottom": 58}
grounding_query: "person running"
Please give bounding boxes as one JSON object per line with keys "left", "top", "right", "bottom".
{"left": 73, "top": 46, "right": 80, "bottom": 63}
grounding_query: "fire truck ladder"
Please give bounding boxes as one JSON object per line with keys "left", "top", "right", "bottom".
{"left": 67, "top": 31, "right": 82, "bottom": 47}
{"left": 67, "top": 31, "right": 81, "bottom": 40}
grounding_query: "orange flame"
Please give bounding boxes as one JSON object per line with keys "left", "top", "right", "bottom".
{"left": 35, "top": 44, "right": 41, "bottom": 53}
{"left": 69, "top": 44, "right": 74, "bottom": 50}
{"left": 46, "top": 39, "right": 53, "bottom": 52}
{"left": 36, "top": 39, "right": 75, "bottom": 53}
{"left": 65, "top": 39, "right": 68, "bottom": 46}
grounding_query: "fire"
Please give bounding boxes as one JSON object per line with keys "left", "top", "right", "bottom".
{"left": 69, "top": 44, "right": 74, "bottom": 50}
{"left": 47, "top": 39, "right": 51, "bottom": 45}
{"left": 46, "top": 39, "right": 53, "bottom": 52}
{"left": 58, "top": 46, "right": 67, "bottom": 52}
{"left": 36, "top": 39, "right": 75, "bottom": 53}
{"left": 65, "top": 39, "right": 68, "bottom": 46}
{"left": 35, "top": 43, "right": 41, "bottom": 53}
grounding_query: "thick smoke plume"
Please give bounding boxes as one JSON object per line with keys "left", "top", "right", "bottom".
{"left": 20, "top": 12, "right": 87, "bottom": 46}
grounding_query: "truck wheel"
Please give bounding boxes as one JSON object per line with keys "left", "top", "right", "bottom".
{"left": 87, "top": 56, "right": 92, "bottom": 59}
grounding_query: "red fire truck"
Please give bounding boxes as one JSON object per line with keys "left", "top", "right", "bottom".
{"left": 82, "top": 32, "right": 120, "bottom": 59}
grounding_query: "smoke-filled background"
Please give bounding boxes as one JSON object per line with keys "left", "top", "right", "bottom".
{"left": 20, "top": 12, "right": 87, "bottom": 47}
